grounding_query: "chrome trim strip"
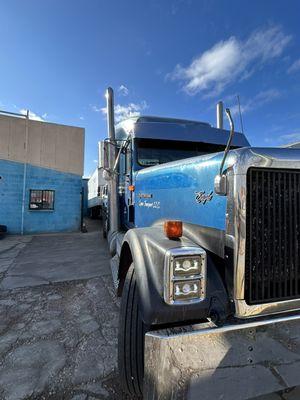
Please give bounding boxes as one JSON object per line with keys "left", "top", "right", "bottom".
{"left": 233, "top": 173, "right": 247, "bottom": 301}
{"left": 235, "top": 299, "right": 300, "bottom": 319}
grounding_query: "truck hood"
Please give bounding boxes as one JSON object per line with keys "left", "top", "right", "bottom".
{"left": 133, "top": 146, "right": 300, "bottom": 232}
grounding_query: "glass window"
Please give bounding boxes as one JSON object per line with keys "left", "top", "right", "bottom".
{"left": 29, "top": 190, "right": 55, "bottom": 210}
{"left": 136, "top": 138, "right": 237, "bottom": 167}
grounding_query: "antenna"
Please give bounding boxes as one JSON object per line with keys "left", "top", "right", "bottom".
{"left": 237, "top": 95, "right": 244, "bottom": 134}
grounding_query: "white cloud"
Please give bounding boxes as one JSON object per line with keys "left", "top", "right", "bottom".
{"left": 79, "top": 116, "right": 84, "bottom": 120}
{"left": 287, "top": 58, "right": 300, "bottom": 74}
{"left": 230, "top": 89, "right": 281, "bottom": 115}
{"left": 98, "top": 101, "right": 148, "bottom": 123}
{"left": 264, "top": 129, "right": 300, "bottom": 145}
{"left": 91, "top": 105, "right": 101, "bottom": 113}
{"left": 19, "top": 109, "right": 44, "bottom": 121}
{"left": 168, "top": 25, "right": 291, "bottom": 97}
{"left": 278, "top": 132, "right": 300, "bottom": 143}
{"left": 118, "top": 85, "right": 129, "bottom": 96}
{"left": 93, "top": 159, "right": 98, "bottom": 163}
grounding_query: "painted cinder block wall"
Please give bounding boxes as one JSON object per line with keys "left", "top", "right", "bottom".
{"left": 0, "top": 114, "right": 84, "bottom": 234}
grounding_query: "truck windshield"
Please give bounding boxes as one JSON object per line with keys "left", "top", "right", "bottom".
{"left": 136, "top": 139, "right": 230, "bottom": 167}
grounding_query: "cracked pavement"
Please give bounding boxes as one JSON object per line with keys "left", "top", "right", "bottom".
{"left": 0, "top": 220, "right": 129, "bottom": 400}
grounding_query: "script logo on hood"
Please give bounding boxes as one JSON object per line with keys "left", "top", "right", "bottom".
{"left": 195, "top": 191, "right": 213, "bottom": 204}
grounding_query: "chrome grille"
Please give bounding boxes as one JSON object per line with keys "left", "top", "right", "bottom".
{"left": 245, "top": 168, "right": 300, "bottom": 304}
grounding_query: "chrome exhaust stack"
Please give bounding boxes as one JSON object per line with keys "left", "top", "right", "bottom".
{"left": 106, "top": 87, "right": 115, "bottom": 141}
{"left": 106, "top": 87, "right": 119, "bottom": 255}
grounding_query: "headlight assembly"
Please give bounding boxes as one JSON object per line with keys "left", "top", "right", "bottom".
{"left": 164, "top": 247, "right": 206, "bottom": 305}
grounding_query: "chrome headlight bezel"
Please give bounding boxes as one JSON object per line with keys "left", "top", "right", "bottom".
{"left": 164, "top": 247, "right": 207, "bottom": 305}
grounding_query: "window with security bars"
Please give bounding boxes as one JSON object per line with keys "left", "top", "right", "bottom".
{"left": 29, "top": 190, "right": 55, "bottom": 210}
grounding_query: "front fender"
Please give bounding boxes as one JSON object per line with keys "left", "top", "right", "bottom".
{"left": 121, "top": 226, "right": 230, "bottom": 326}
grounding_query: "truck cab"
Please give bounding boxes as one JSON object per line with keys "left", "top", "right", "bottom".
{"left": 106, "top": 115, "right": 249, "bottom": 231}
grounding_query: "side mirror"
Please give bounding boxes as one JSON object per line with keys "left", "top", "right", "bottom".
{"left": 103, "top": 169, "right": 110, "bottom": 181}
{"left": 98, "top": 140, "right": 109, "bottom": 170}
{"left": 214, "top": 174, "right": 227, "bottom": 196}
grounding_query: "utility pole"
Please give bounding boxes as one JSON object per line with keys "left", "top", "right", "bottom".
{"left": 21, "top": 110, "right": 29, "bottom": 235}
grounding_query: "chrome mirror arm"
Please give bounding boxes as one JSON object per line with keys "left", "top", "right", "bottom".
{"left": 219, "top": 108, "right": 234, "bottom": 176}
{"left": 214, "top": 108, "right": 235, "bottom": 196}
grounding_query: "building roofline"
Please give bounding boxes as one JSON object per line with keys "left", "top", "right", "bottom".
{"left": 0, "top": 109, "right": 84, "bottom": 131}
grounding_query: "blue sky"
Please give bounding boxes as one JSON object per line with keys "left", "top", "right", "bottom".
{"left": 1, "top": 0, "right": 300, "bottom": 176}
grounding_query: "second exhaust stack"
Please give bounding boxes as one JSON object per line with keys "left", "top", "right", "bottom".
{"left": 217, "top": 101, "right": 223, "bottom": 129}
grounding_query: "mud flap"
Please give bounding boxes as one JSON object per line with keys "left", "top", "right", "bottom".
{"left": 144, "top": 314, "right": 300, "bottom": 400}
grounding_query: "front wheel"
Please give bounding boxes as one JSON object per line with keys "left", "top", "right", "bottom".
{"left": 118, "top": 264, "right": 146, "bottom": 398}
{"left": 102, "top": 210, "right": 108, "bottom": 239}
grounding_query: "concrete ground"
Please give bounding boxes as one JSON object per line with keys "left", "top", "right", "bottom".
{"left": 0, "top": 220, "right": 299, "bottom": 400}
{"left": 0, "top": 220, "right": 127, "bottom": 400}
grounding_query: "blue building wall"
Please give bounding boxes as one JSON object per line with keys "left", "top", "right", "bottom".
{"left": 0, "top": 159, "right": 82, "bottom": 234}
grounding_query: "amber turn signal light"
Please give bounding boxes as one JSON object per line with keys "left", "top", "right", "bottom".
{"left": 128, "top": 185, "right": 135, "bottom": 192}
{"left": 164, "top": 220, "right": 182, "bottom": 239}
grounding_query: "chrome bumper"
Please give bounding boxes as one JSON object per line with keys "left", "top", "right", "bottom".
{"left": 144, "top": 314, "right": 300, "bottom": 400}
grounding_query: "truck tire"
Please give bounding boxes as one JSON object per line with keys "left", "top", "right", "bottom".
{"left": 118, "top": 264, "right": 145, "bottom": 398}
{"left": 0, "top": 225, "right": 7, "bottom": 240}
{"left": 102, "top": 216, "right": 108, "bottom": 239}
{"left": 90, "top": 208, "right": 95, "bottom": 219}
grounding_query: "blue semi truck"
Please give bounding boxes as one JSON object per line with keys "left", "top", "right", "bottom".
{"left": 101, "top": 88, "right": 300, "bottom": 399}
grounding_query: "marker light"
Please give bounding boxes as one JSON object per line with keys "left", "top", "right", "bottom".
{"left": 164, "top": 220, "right": 182, "bottom": 239}
{"left": 128, "top": 185, "right": 135, "bottom": 192}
